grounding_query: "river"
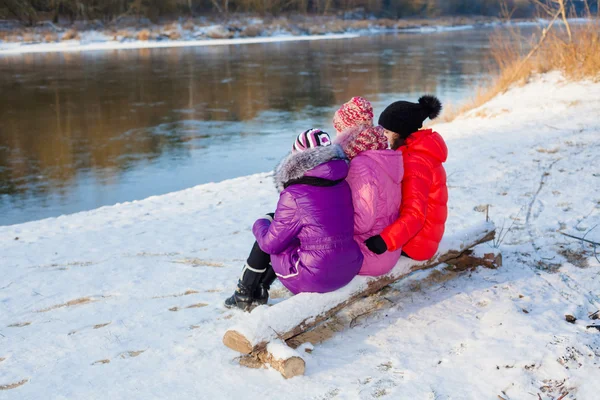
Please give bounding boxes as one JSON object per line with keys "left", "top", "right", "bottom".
{"left": 0, "top": 26, "right": 522, "bottom": 226}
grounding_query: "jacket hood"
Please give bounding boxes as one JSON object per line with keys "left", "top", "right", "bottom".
{"left": 403, "top": 129, "right": 448, "bottom": 163}
{"left": 359, "top": 149, "right": 403, "bottom": 185}
{"left": 274, "top": 144, "right": 348, "bottom": 192}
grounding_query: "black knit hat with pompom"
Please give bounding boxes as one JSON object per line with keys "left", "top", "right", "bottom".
{"left": 378, "top": 95, "right": 442, "bottom": 139}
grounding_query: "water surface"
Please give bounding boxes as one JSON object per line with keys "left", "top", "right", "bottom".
{"left": 0, "top": 27, "right": 518, "bottom": 226}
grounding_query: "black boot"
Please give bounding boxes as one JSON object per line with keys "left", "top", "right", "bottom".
{"left": 224, "top": 264, "right": 265, "bottom": 311}
{"left": 253, "top": 266, "right": 277, "bottom": 306}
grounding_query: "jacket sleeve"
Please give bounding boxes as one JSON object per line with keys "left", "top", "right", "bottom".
{"left": 381, "top": 154, "right": 433, "bottom": 251}
{"left": 346, "top": 159, "right": 378, "bottom": 235}
{"left": 252, "top": 190, "right": 301, "bottom": 255}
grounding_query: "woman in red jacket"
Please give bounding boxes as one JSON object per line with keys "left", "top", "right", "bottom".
{"left": 365, "top": 95, "right": 448, "bottom": 261}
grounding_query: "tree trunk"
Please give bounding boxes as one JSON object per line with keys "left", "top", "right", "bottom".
{"left": 3, "top": 0, "right": 38, "bottom": 26}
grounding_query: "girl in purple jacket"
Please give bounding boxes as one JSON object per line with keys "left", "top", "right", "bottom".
{"left": 225, "top": 129, "right": 363, "bottom": 311}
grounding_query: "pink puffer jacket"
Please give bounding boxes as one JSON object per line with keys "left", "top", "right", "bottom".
{"left": 345, "top": 146, "right": 404, "bottom": 276}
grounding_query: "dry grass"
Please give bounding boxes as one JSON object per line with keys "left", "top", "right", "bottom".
{"left": 37, "top": 297, "right": 95, "bottom": 312}
{"left": 7, "top": 322, "right": 31, "bottom": 328}
{"left": 182, "top": 19, "right": 195, "bottom": 31}
{"left": 120, "top": 350, "right": 145, "bottom": 358}
{"left": 152, "top": 289, "right": 199, "bottom": 299}
{"left": 171, "top": 258, "right": 224, "bottom": 267}
{"left": 441, "top": 19, "right": 600, "bottom": 122}
{"left": 167, "top": 30, "right": 181, "bottom": 40}
{"left": 114, "top": 29, "right": 135, "bottom": 40}
{"left": 137, "top": 29, "right": 151, "bottom": 41}
{"left": 206, "top": 26, "right": 232, "bottom": 39}
{"left": 22, "top": 32, "right": 37, "bottom": 43}
{"left": 62, "top": 28, "right": 79, "bottom": 40}
{"left": 44, "top": 32, "right": 58, "bottom": 42}
{"left": 0, "top": 379, "right": 29, "bottom": 391}
{"left": 185, "top": 302, "right": 208, "bottom": 308}
{"left": 240, "top": 24, "right": 264, "bottom": 38}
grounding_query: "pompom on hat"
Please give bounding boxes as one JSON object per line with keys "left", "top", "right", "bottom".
{"left": 333, "top": 97, "right": 374, "bottom": 134}
{"left": 378, "top": 95, "right": 442, "bottom": 139}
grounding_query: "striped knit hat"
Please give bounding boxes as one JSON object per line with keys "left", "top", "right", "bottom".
{"left": 292, "top": 128, "right": 332, "bottom": 153}
{"left": 336, "top": 125, "right": 388, "bottom": 160}
{"left": 333, "top": 97, "right": 374, "bottom": 134}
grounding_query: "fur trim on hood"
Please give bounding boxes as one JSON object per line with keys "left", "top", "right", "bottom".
{"left": 274, "top": 144, "right": 347, "bottom": 192}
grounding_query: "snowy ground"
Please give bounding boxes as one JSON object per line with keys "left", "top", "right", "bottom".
{"left": 1, "top": 72, "right": 600, "bottom": 399}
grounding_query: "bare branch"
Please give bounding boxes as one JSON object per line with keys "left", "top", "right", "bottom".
{"left": 559, "top": 232, "right": 600, "bottom": 246}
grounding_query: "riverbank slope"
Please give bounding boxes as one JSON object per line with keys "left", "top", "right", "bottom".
{"left": 0, "top": 15, "right": 533, "bottom": 54}
{"left": 1, "top": 72, "right": 599, "bottom": 398}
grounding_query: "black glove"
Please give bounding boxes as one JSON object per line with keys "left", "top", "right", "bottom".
{"left": 365, "top": 235, "right": 388, "bottom": 255}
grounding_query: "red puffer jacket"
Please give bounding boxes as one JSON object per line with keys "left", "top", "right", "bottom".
{"left": 380, "top": 129, "right": 448, "bottom": 261}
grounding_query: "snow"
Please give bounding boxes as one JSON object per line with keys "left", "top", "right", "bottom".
{"left": 1, "top": 72, "right": 600, "bottom": 399}
{"left": 266, "top": 340, "right": 301, "bottom": 361}
{"left": 0, "top": 33, "right": 359, "bottom": 55}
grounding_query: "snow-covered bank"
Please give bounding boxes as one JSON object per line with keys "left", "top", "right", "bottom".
{"left": 1, "top": 73, "right": 600, "bottom": 399}
{"left": 0, "top": 33, "right": 359, "bottom": 55}
{"left": 0, "top": 16, "right": 532, "bottom": 55}
{"left": 0, "top": 17, "right": 591, "bottom": 55}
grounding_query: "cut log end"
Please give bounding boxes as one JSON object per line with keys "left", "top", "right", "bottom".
{"left": 257, "top": 351, "right": 305, "bottom": 379}
{"left": 223, "top": 330, "right": 253, "bottom": 354}
{"left": 239, "top": 350, "right": 306, "bottom": 378}
{"left": 279, "top": 356, "right": 305, "bottom": 379}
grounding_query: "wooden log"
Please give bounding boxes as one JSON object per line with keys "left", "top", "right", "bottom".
{"left": 223, "top": 222, "right": 495, "bottom": 355}
{"left": 445, "top": 250, "right": 502, "bottom": 271}
{"left": 286, "top": 248, "right": 502, "bottom": 349}
{"left": 238, "top": 341, "right": 306, "bottom": 379}
{"left": 257, "top": 351, "right": 305, "bottom": 379}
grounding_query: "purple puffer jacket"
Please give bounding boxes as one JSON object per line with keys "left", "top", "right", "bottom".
{"left": 336, "top": 127, "right": 404, "bottom": 276}
{"left": 252, "top": 145, "right": 363, "bottom": 294}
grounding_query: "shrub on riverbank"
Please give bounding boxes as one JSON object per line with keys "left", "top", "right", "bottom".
{"left": 442, "top": 17, "right": 600, "bottom": 122}
{"left": 0, "top": 15, "right": 505, "bottom": 45}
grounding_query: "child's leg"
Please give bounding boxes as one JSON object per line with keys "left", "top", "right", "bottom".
{"left": 225, "top": 241, "right": 272, "bottom": 310}
{"left": 254, "top": 263, "right": 277, "bottom": 305}
{"left": 247, "top": 241, "right": 271, "bottom": 272}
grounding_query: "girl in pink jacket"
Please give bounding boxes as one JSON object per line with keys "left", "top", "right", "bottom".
{"left": 333, "top": 97, "right": 404, "bottom": 276}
